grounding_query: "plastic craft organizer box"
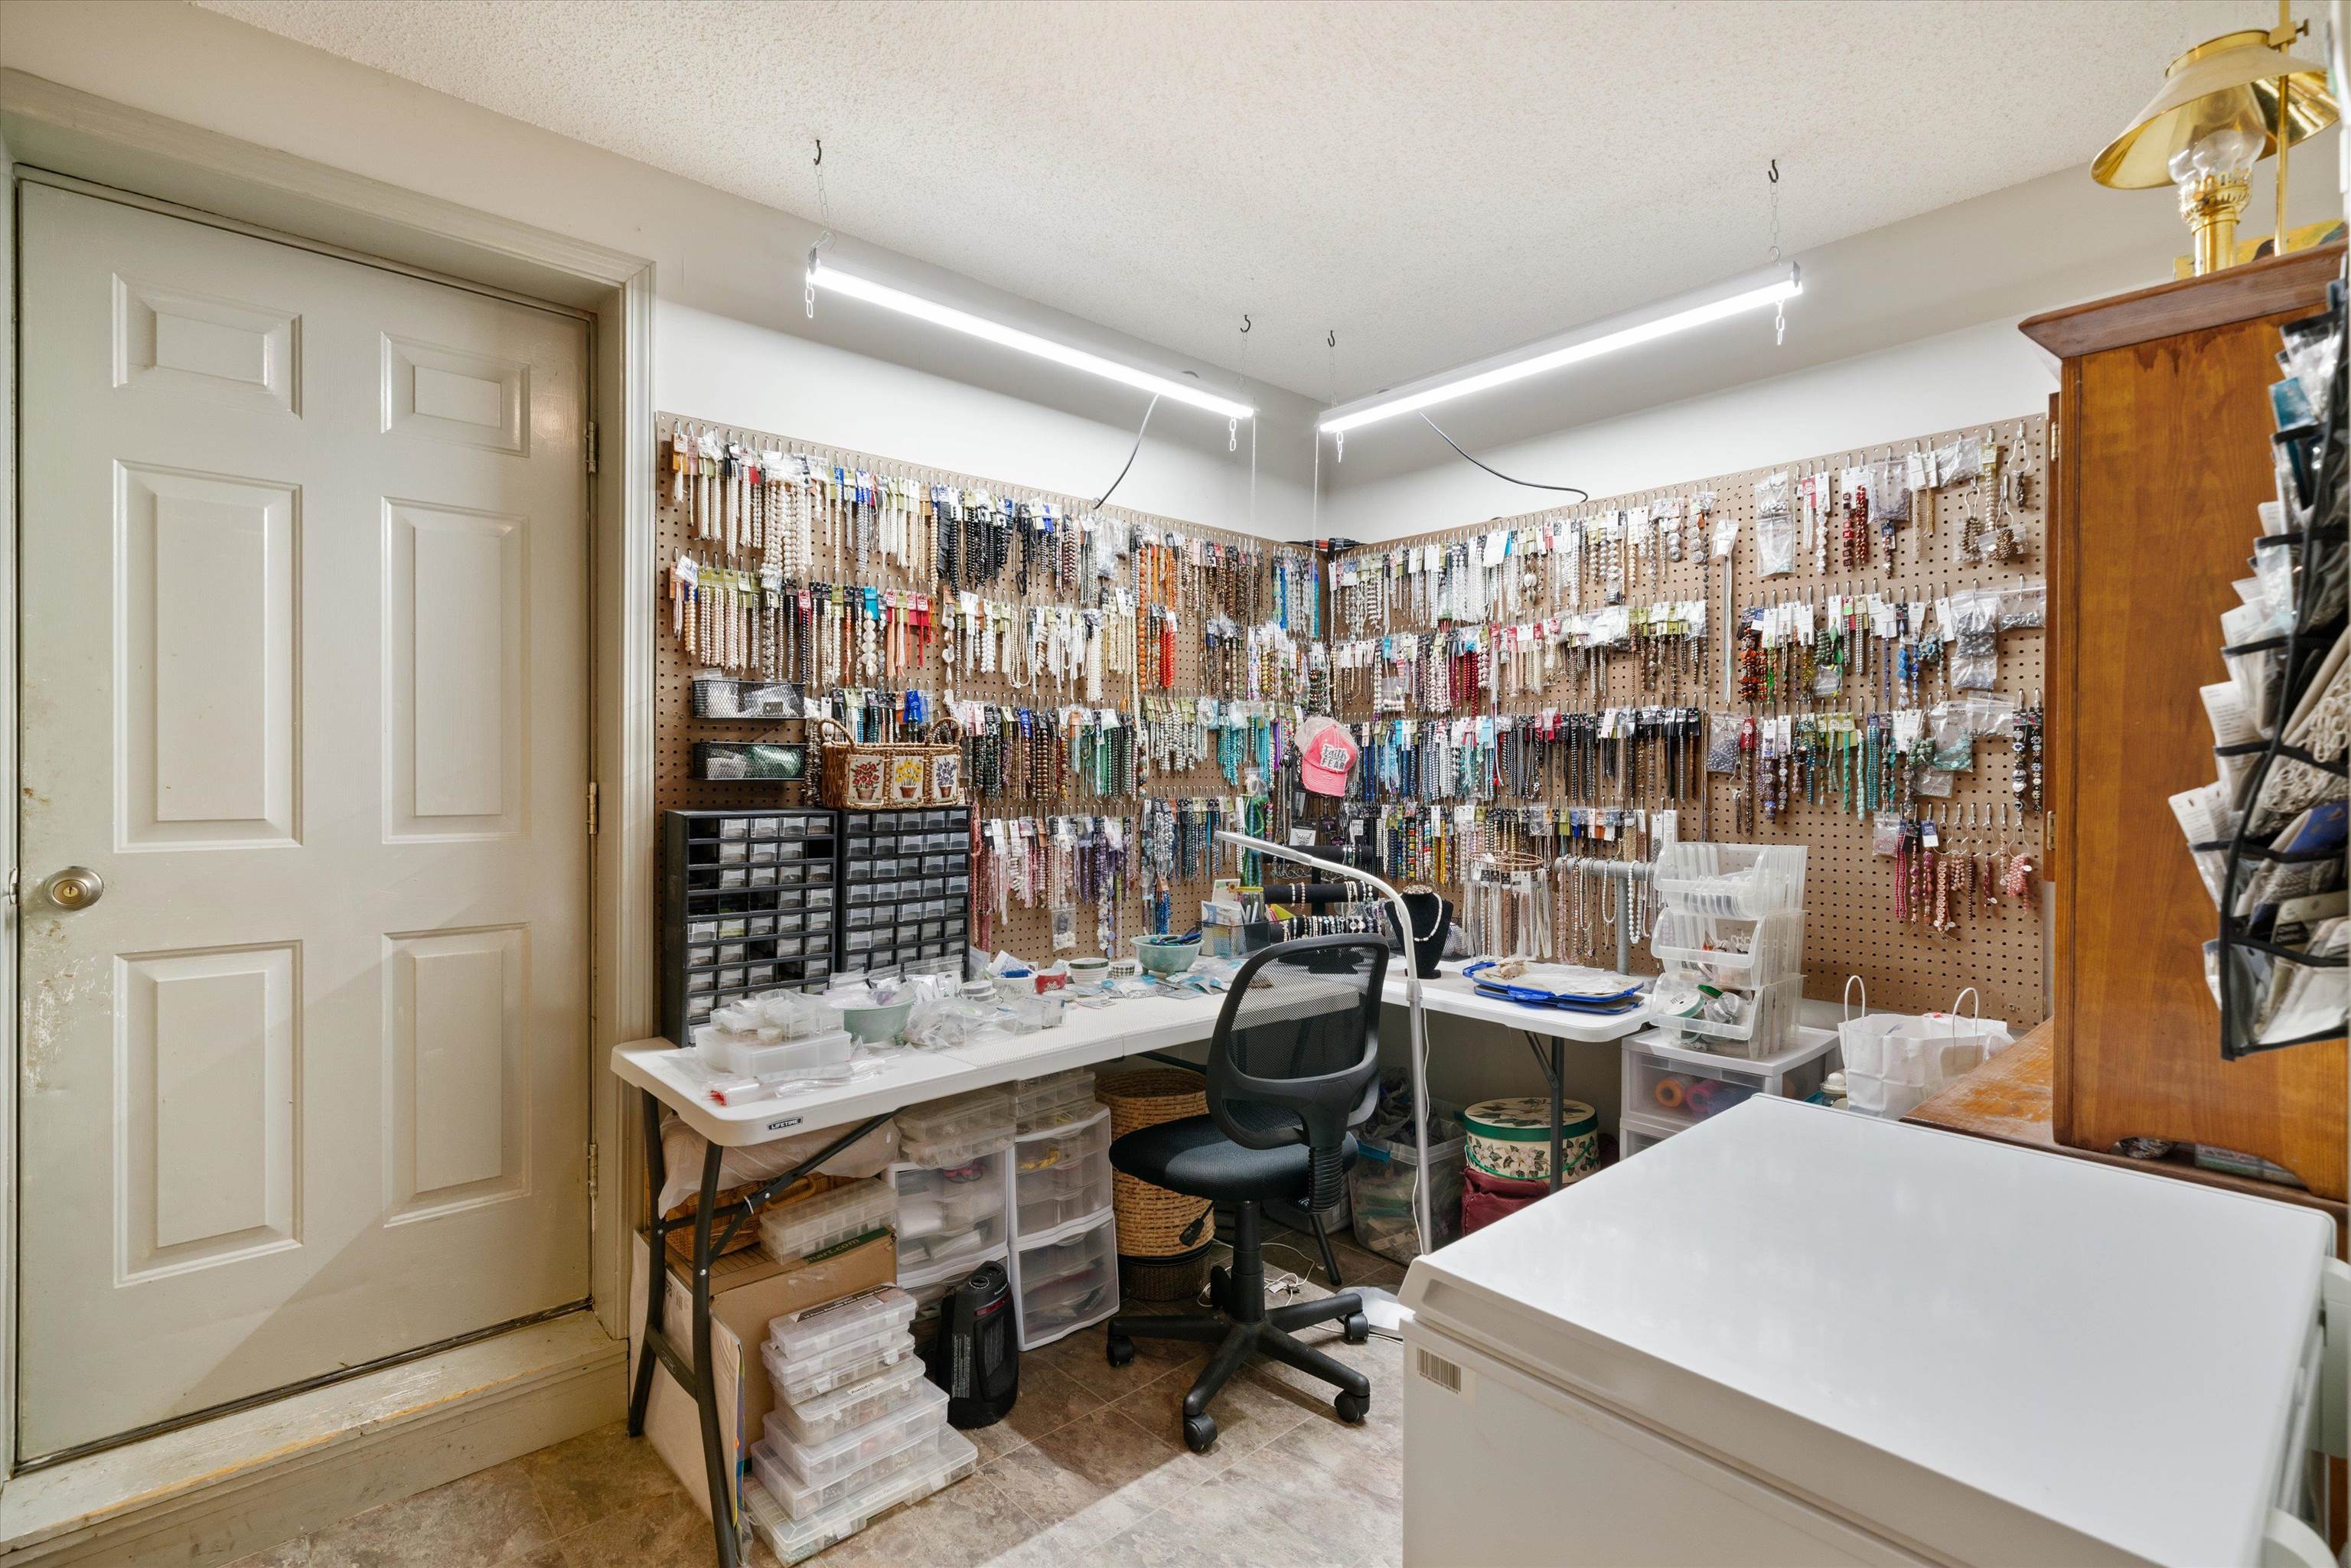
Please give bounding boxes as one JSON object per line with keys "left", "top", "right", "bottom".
{"left": 1617, "top": 1025, "right": 1843, "bottom": 1152}
{"left": 661, "top": 808, "right": 841, "bottom": 1045}
{"left": 837, "top": 807, "right": 971, "bottom": 981}
{"left": 1647, "top": 842, "right": 1808, "bottom": 1058}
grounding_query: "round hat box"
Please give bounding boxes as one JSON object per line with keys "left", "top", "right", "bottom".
{"left": 1462, "top": 1096, "right": 1598, "bottom": 1185}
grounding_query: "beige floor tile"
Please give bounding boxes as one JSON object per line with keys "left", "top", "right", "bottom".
{"left": 1111, "top": 1351, "right": 1312, "bottom": 1464}
{"left": 300, "top": 1462, "right": 555, "bottom": 1567}
{"left": 1093, "top": 1463, "right": 1355, "bottom": 1568}
{"left": 967, "top": 1358, "right": 1105, "bottom": 1461}
{"left": 225, "top": 1537, "right": 313, "bottom": 1567}
{"left": 977, "top": 1403, "right": 1208, "bottom": 1552}
{"left": 1029, "top": 1310, "right": 1205, "bottom": 1400}
{"left": 549, "top": 1492, "right": 709, "bottom": 1568}
{"left": 516, "top": 1419, "right": 685, "bottom": 1537}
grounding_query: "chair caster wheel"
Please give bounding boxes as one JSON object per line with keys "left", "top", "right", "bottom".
{"left": 1182, "top": 1413, "right": 1218, "bottom": 1452}
{"left": 1106, "top": 1335, "right": 1135, "bottom": 1368}
{"left": 1335, "top": 1390, "right": 1370, "bottom": 1425}
{"left": 1342, "top": 1312, "right": 1371, "bottom": 1345}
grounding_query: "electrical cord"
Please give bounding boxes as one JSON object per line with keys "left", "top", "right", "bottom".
{"left": 1091, "top": 393, "right": 1162, "bottom": 510}
{"left": 1421, "top": 412, "right": 1589, "bottom": 499}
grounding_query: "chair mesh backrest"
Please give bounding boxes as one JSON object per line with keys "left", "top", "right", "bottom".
{"left": 1209, "top": 936, "right": 1386, "bottom": 1212}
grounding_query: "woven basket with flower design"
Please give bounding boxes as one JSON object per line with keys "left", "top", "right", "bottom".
{"left": 813, "top": 716, "right": 966, "bottom": 810}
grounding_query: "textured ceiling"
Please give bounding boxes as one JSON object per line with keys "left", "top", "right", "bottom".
{"left": 199, "top": 0, "right": 2277, "bottom": 400}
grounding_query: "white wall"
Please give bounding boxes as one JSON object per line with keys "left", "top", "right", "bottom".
{"left": 1325, "top": 318, "right": 2059, "bottom": 540}
{"left": 0, "top": 0, "right": 1322, "bottom": 536}
{"left": 657, "top": 302, "right": 1308, "bottom": 529}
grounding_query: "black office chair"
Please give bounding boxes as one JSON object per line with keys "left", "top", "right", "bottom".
{"left": 1104, "top": 934, "right": 1385, "bottom": 1452}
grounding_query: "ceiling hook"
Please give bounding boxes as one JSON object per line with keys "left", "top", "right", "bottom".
{"left": 1241, "top": 314, "right": 1252, "bottom": 334}
{"left": 813, "top": 138, "right": 822, "bottom": 167}
{"left": 1767, "top": 158, "right": 1779, "bottom": 184}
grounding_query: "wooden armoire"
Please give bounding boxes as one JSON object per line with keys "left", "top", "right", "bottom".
{"left": 2023, "top": 242, "right": 2346, "bottom": 1200}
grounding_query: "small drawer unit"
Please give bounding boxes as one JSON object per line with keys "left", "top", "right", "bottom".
{"left": 835, "top": 807, "right": 972, "bottom": 980}
{"left": 1012, "top": 1210, "right": 1118, "bottom": 1350}
{"left": 889, "top": 1092, "right": 1012, "bottom": 1280}
{"left": 662, "top": 808, "right": 842, "bottom": 1042}
{"left": 1616, "top": 1110, "right": 1679, "bottom": 1160}
{"left": 1620, "top": 1025, "right": 1840, "bottom": 1136}
{"left": 1013, "top": 1066, "right": 1099, "bottom": 1134}
{"left": 1012, "top": 1108, "right": 1112, "bottom": 1236}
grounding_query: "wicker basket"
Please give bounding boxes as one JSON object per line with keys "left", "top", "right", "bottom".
{"left": 1097, "top": 1068, "right": 1215, "bottom": 1298}
{"left": 811, "top": 716, "right": 965, "bottom": 809}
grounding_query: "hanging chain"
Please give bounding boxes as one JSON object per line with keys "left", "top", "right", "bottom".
{"left": 1766, "top": 158, "right": 1786, "bottom": 346}
{"left": 807, "top": 138, "right": 835, "bottom": 319}
{"left": 1328, "top": 329, "right": 1342, "bottom": 463}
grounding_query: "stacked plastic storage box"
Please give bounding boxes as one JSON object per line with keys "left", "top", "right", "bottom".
{"left": 1009, "top": 1068, "right": 1117, "bottom": 1349}
{"left": 742, "top": 1286, "right": 977, "bottom": 1563}
{"left": 890, "top": 1086, "right": 1016, "bottom": 1335}
{"left": 1629, "top": 843, "right": 1837, "bottom": 1152}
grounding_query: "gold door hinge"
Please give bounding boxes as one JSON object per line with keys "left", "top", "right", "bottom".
{"left": 586, "top": 781, "right": 600, "bottom": 836}
{"left": 585, "top": 421, "right": 598, "bottom": 474}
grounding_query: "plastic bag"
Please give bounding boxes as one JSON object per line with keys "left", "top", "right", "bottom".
{"left": 1997, "top": 581, "right": 2046, "bottom": 631}
{"left": 1929, "top": 703, "right": 1976, "bottom": 771}
{"left": 1707, "top": 712, "right": 1743, "bottom": 774}
{"left": 1758, "top": 507, "right": 1798, "bottom": 577}
{"left": 1872, "top": 810, "right": 1906, "bottom": 857}
{"left": 655, "top": 1111, "right": 898, "bottom": 1218}
{"left": 1914, "top": 766, "right": 1956, "bottom": 797}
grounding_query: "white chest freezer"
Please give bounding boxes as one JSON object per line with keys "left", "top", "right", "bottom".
{"left": 1400, "top": 1097, "right": 2338, "bottom": 1567}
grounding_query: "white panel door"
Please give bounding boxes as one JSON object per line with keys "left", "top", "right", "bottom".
{"left": 17, "top": 187, "right": 592, "bottom": 1459}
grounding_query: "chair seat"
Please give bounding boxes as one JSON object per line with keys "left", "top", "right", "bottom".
{"left": 1110, "top": 1113, "right": 1358, "bottom": 1204}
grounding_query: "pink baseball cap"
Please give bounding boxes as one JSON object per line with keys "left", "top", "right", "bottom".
{"left": 1297, "top": 719, "right": 1358, "bottom": 797}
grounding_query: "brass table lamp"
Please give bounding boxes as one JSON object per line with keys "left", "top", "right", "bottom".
{"left": 2092, "top": 7, "right": 2339, "bottom": 276}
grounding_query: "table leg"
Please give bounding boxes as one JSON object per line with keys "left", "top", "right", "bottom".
{"left": 689, "top": 1139, "right": 739, "bottom": 1568}
{"left": 1525, "top": 1031, "right": 1564, "bottom": 1193}
{"left": 628, "top": 1087, "right": 666, "bottom": 1437}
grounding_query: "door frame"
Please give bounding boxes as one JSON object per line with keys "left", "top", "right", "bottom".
{"left": 0, "top": 68, "right": 657, "bottom": 1482}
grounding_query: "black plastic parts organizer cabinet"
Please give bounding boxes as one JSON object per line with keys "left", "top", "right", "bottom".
{"left": 660, "top": 809, "right": 840, "bottom": 1045}
{"left": 838, "top": 807, "right": 972, "bottom": 977}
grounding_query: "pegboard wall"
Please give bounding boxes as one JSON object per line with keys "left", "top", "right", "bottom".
{"left": 1322, "top": 413, "right": 2050, "bottom": 1027}
{"left": 654, "top": 411, "right": 1309, "bottom": 966}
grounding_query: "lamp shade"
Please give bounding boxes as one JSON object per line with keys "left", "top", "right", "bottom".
{"left": 2093, "top": 28, "right": 2338, "bottom": 189}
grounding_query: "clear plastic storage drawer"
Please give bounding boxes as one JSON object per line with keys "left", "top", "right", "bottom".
{"left": 761, "top": 1377, "right": 947, "bottom": 1490}
{"left": 759, "top": 1178, "right": 896, "bottom": 1263}
{"left": 1650, "top": 974, "right": 1802, "bottom": 1055}
{"left": 743, "top": 1429, "right": 977, "bottom": 1564}
{"left": 767, "top": 1286, "right": 917, "bottom": 1368}
{"left": 1012, "top": 1067, "right": 1098, "bottom": 1133}
{"left": 1651, "top": 842, "right": 1808, "bottom": 918}
{"left": 895, "top": 1086, "right": 1016, "bottom": 1166}
{"left": 1016, "top": 1214, "right": 1117, "bottom": 1348}
{"left": 1648, "top": 910, "right": 1803, "bottom": 988}
{"left": 749, "top": 1424, "right": 954, "bottom": 1522}
{"left": 892, "top": 1148, "right": 1008, "bottom": 1271}
{"left": 765, "top": 1354, "right": 928, "bottom": 1448}
{"left": 1621, "top": 1027, "right": 1837, "bottom": 1133}
{"left": 761, "top": 1328, "right": 916, "bottom": 1407}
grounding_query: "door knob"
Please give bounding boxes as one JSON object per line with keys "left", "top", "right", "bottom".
{"left": 44, "top": 868, "right": 103, "bottom": 911}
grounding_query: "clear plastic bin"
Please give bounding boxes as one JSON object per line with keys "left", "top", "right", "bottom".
{"left": 1651, "top": 842, "right": 1808, "bottom": 918}
{"left": 1617, "top": 1110, "right": 1680, "bottom": 1159}
{"left": 1014, "top": 1108, "right": 1109, "bottom": 1176}
{"left": 759, "top": 1179, "right": 896, "bottom": 1263}
{"left": 1648, "top": 910, "right": 1804, "bottom": 989}
{"left": 761, "top": 1327, "right": 916, "bottom": 1406}
{"left": 763, "top": 1377, "right": 947, "bottom": 1491}
{"left": 1651, "top": 975, "right": 1803, "bottom": 1056}
{"left": 742, "top": 1429, "right": 978, "bottom": 1564}
{"left": 895, "top": 1086, "right": 1016, "bottom": 1166}
{"left": 1346, "top": 1107, "right": 1466, "bottom": 1266}
{"left": 1622, "top": 1025, "right": 1837, "bottom": 1133}
{"left": 1016, "top": 1213, "right": 1117, "bottom": 1348}
{"left": 765, "top": 1355, "right": 928, "bottom": 1448}
{"left": 768, "top": 1286, "right": 917, "bottom": 1367}
{"left": 750, "top": 1423, "right": 953, "bottom": 1521}
{"left": 892, "top": 1148, "right": 1007, "bottom": 1271}
{"left": 1016, "top": 1150, "right": 1111, "bottom": 1236}
{"left": 1013, "top": 1067, "right": 1098, "bottom": 1133}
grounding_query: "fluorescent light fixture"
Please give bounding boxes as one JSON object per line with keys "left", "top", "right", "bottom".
{"left": 807, "top": 258, "right": 1255, "bottom": 422}
{"left": 1319, "top": 262, "right": 1802, "bottom": 436}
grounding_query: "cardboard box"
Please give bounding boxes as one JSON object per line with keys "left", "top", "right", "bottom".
{"left": 628, "top": 1227, "right": 897, "bottom": 1521}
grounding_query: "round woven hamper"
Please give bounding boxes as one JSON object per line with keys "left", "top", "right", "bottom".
{"left": 1097, "top": 1067, "right": 1216, "bottom": 1301}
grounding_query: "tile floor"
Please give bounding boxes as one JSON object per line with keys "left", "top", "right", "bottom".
{"left": 233, "top": 1229, "right": 1408, "bottom": 1568}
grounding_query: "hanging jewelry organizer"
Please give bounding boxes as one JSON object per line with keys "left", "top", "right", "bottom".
{"left": 1319, "top": 413, "right": 2050, "bottom": 1025}
{"left": 654, "top": 411, "right": 1306, "bottom": 964}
